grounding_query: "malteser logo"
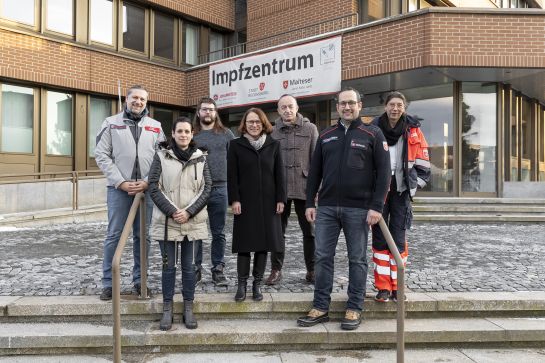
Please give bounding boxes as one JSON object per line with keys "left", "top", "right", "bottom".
{"left": 259, "top": 82, "right": 265, "bottom": 91}
{"left": 283, "top": 80, "right": 288, "bottom": 89}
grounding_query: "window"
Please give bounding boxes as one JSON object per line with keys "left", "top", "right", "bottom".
{"left": 151, "top": 107, "right": 174, "bottom": 136}
{"left": 46, "top": 91, "right": 73, "bottom": 156}
{"left": 510, "top": 91, "right": 518, "bottom": 180}
{"left": 184, "top": 22, "right": 199, "bottom": 65}
{"left": 122, "top": 2, "right": 146, "bottom": 53}
{"left": 460, "top": 83, "right": 497, "bottom": 194}
{"left": 46, "top": 0, "right": 73, "bottom": 35}
{"left": 0, "top": 0, "right": 35, "bottom": 25}
{"left": 367, "top": 0, "right": 385, "bottom": 21}
{"left": 1, "top": 84, "right": 34, "bottom": 153}
{"left": 209, "top": 31, "right": 224, "bottom": 62}
{"left": 154, "top": 11, "right": 175, "bottom": 60}
{"left": 90, "top": 0, "right": 114, "bottom": 45}
{"left": 89, "top": 97, "right": 111, "bottom": 157}
{"left": 520, "top": 97, "right": 532, "bottom": 181}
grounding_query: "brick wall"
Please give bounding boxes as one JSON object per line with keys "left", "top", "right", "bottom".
{"left": 148, "top": 0, "right": 235, "bottom": 30}
{"left": 246, "top": 0, "right": 357, "bottom": 44}
{"left": 0, "top": 30, "right": 186, "bottom": 106}
{"left": 340, "top": 11, "right": 545, "bottom": 80}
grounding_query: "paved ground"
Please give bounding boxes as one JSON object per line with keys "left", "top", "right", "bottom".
{"left": 0, "top": 216, "right": 544, "bottom": 296}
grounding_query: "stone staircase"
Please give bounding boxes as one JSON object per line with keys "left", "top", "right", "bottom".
{"left": 1, "top": 291, "right": 545, "bottom": 357}
{"left": 413, "top": 197, "right": 545, "bottom": 222}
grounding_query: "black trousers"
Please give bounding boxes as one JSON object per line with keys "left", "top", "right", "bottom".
{"left": 371, "top": 178, "right": 412, "bottom": 253}
{"left": 237, "top": 252, "right": 267, "bottom": 281}
{"left": 270, "top": 199, "right": 315, "bottom": 272}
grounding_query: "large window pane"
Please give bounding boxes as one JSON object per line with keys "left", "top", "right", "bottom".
{"left": 510, "top": 92, "right": 518, "bottom": 180}
{"left": 209, "top": 31, "right": 223, "bottom": 62}
{"left": 184, "top": 23, "right": 199, "bottom": 65}
{"left": 1, "top": 0, "right": 35, "bottom": 25}
{"left": 89, "top": 97, "right": 111, "bottom": 157}
{"left": 123, "top": 3, "right": 145, "bottom": 52}
{"left": 47, "top": 91, "right": 72, "bottom": 156}
{"left": 461, "top": 83, "right": 497, "bottom": 193}
{"left": 46, "top": 0, "right": 73, "bottom": 35}
{"left": 402, "top": 84, "right": 454, "bottom": 194}
{"left": 90, "top": 0, "right": 113, "bottom": 45}
{"left": 154, "top": 12, "right": 174, "bottom": 59}
{"left": 1, "top": 84, "right": 33, "bottom": 153}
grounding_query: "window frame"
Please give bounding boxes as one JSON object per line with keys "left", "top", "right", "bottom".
{"left": 43, "top": 0, "right": 75, "bottom": 38}
{"left": 118, "top": 0, "right": 149, "bottom": 56}
{"left": 88, "top": 0, "right": 117, "bottom": 49}
{"left": 151, "top": 9, "right": 178, "bottom": 64}
{"left": 0, "top": 0, "right": 40, "bottom": 31}
{"left": 0, "top": 82, "right": 38, "bottom": 155}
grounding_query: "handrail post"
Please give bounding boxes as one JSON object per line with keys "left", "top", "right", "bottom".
{"left": 378, "top": 218, "right": 405, "bottom": 363}
{"left": 112, "top": 192, "right": 145, "bottom": 363}
{"left": 72, "top": 172, "right": 79, "bottom": 210}
{"left": 139, "top": 194, "right": 148, "bottom": 298}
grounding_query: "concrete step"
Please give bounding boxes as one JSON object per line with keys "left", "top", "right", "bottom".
{"left": 2, "top": 292, "right": 545, "bottom": 323}
{"left": 414, "top": 214, "right": 545, "bottom": 222}
{"left": 1, "top": 316, "right": 545, "bottom": 355}
{"left": 414, "top": 197, "right": 545, "bottom": 205}
{"left": 413, "top": 205, "right": 545, "bottom": 213}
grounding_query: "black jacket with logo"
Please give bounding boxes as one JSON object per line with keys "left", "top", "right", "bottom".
{"left": 305, "top": 118, "right": 391, "bottom": 213}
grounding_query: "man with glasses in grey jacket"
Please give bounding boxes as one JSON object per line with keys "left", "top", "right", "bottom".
{"left": 95, "top": 85, "right": 165, "bottom": 300}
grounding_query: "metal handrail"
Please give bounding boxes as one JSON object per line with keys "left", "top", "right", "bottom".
{"left": 198, "top": 13, "right": 358, "bottom": 64}
{"left": 378, "top": 217, "right": 405, "bottom": 363}
{"left": 112, "top": 192, "right": 149, "bottom": 363}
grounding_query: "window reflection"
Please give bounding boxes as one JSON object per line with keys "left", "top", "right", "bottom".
{"left": 46, "top": 0, "right": 73, "bottom": 35}
{"left": 402, "top": 84, "right": 454, "bottom": 194}
{"left": 46, "top": 91, "right": 72, "bottom": 156}
{"left": 151, "top": 107, "right": 174, "bottom": 136}
{"left": 90, "top": 0, "right": 113, "bottom": 45}
{"left": 1, "top": 0, "right": 35, "bottom": 25}
{"left": 461, "top": 83, "right": 497, "bottom": 193}
{"left": 1, "top": 84, "right": 34, "bottom": 153}
{"left": 209, "top": 31, "right": 223, "bottom": 62}
{"left": 521, "top": 97, "right": 532, "bottom": 181}
{"left": 89, "top": 97, "right": 111, "bottom": 157}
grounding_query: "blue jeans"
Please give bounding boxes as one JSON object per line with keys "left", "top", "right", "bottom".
{"left": 159, "top": 238, "right": 195, "bottom": 302}
{"left": 194, "top": 185, "right": 228, "bottom": 271}
{"left": 102, "top": 186, "right": 153, "bottom": 289}
{"left": 313, "top": 206, "right": 370, "bottom": 312}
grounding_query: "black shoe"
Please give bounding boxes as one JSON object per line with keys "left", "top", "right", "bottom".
{"left": 375, "top": 289, "right": 390, "bottom": 303}
{"left": 297, "top": 309, "right": 329, "bottom": 327}
{"left": 159, "top": 301, "right": 173, "bottom": 331}
{"left": 391, "top": 290, "right": 407, "bottom": 302}
{"left": 99, "top": 287, "right": 112, "bottom": 301}
{"left": 235, "top": 280, "right": 247, "bottom": 302}
{"left": 183, "top": 300, "right": 198, "bottom": 329}
{"left": 340, "top": 309, "right": 362, "bottom": 330}
{"left": 134, "top": 283, "right": 151, "bottom": 297}
{"left": 252, "top": 280, "right": 263, "bottom": 301}
{"left": 212, "top": 265, "right": 228, "bottom": 286}
{"left": 195, "top": 268, "right": 202, "bottom": 284}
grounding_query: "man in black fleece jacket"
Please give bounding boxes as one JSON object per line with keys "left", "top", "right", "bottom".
{"left": 297, "top": 88, "right": 390, "bottom": 331}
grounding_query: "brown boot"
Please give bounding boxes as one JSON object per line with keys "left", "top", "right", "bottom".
{"left": 265, "top": 269, "right": 282, "bottom": 285}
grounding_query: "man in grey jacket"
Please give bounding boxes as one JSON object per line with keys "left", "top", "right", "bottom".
{"left": 266, "top": 94, "right": 318, "bottom": 285}
{"left": 95, "top": 85, "right": 165, "bottom": 300}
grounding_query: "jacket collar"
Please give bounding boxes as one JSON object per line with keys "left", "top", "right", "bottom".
{"left": 238, "top": 134, "right": 274, "bottom": 149}
{"left": 337, "top": 118, "right": 363, "bottom": 130}
{"left": 275, "top": 113, "right": 305, "bottom": 131}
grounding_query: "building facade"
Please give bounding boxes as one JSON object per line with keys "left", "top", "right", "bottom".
{"left": 0, "top": 0, "right": 544, "bottom": 198}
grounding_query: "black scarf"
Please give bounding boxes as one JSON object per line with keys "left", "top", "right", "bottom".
{"left": 379, "top": 113, "right": 406, "bottom": 146}
{"left": 169, "top": 138, "right": 195, "bottom": 162}
{"left": 124, "top": 105, "right": 149, "bottom": 122}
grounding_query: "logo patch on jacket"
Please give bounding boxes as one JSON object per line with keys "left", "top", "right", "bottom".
{"left": 145, "top": 126, "right": 161, "bottom": 133}
{"left": 423, "top": 149, "right": 429, "bottom": 158}
{"left": 383, "top": 141, "right": 389, "bottom": 151}
{"left": 110, "top": 125, "right": 126, "bottom": 129}
{"left": 322, "top": 136, "right": 338, "bottom": 144}
{"left": 350, "top": 140, "right": 367, "bottom": 150}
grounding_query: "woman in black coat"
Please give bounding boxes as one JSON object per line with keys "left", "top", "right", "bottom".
{"left": 228, "top": 107, "right": 286, "bottom": 302}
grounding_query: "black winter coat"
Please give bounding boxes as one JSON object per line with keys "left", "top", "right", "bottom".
{"left": 227, "top": 135, "right": 286, "bottom": 253}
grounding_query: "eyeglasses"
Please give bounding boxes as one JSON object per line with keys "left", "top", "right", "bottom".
{"left": 245, "top": 120, "right": 261, "bottom": 125}
{"left": 338, "top": 100, "right": 359, "bottom": 108}
{"left": 200, "top": 107, "right": 216, "bottom": 113}
{"left": 386, "top": 103, "right": 405, "bottom": 110}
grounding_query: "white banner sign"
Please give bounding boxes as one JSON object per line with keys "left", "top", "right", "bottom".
{"left": 209, "top": 36, "right": 342, "bottom": 108}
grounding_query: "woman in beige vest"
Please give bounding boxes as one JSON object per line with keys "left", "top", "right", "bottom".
{"left": 148, "top": 117, "right": 212, "bottom": 330}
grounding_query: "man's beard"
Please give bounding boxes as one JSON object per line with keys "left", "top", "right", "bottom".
{"left": 201, "top": 117, "right": 215, "bottom": 125}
